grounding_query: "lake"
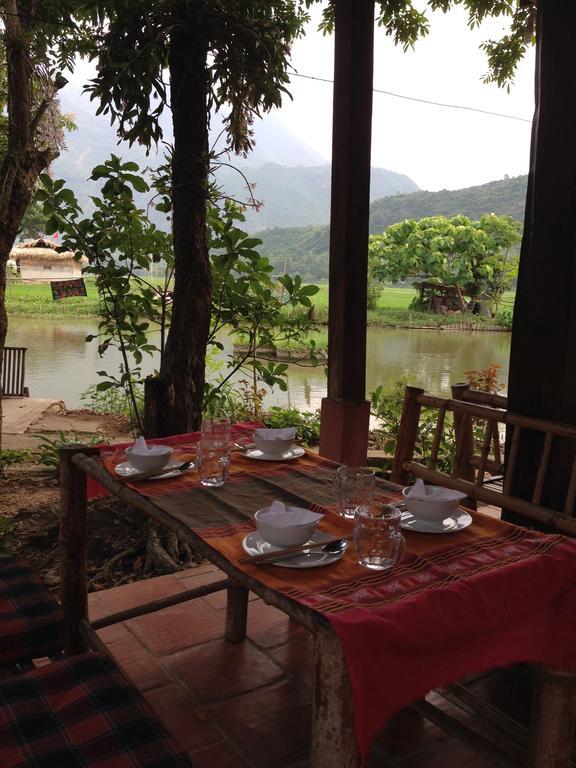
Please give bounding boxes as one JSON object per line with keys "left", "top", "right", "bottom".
{"left": 6, "top": 318, "right": 511, "bottom": 411}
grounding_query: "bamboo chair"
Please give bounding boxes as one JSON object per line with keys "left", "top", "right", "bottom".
{"left": 390, "top": 385, "right": 576, "bottom": 536}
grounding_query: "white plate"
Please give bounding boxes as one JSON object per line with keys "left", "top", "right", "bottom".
{"left": 400, "top": 509, "right": 473, "bottom": 534}
{"left": 244, "top": 446, "right": 305, "bottom": 462}
{"left": 242, "top": 530, "right": 346, "bottom": 568}
{"left": 114, "top": 461, "right": 193, "bottom": 480}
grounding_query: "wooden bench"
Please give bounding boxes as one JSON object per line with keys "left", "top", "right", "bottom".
{"left": 0, "top": 652, "right": 196, "bottom": 767}
{"left": 0, "top": 346, "right": 29, "bottom": 397}
{"left": 391, "top": 385, "right": 576, "bottom": 536}
{"left": 0, "top": 556, "right": 197, "bottom": 767}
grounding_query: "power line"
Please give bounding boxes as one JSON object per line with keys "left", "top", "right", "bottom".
{"left": 291, "top": 72, "right": 532, "bottom": 124}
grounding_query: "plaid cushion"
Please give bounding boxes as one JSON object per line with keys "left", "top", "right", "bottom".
{"left": 0, "top": 557, "right": 63, "bottom": 664}
{"left": 0, "top": 653, "right": 196, "bottom": 767}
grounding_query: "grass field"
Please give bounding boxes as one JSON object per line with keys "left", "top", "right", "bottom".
{"left": 6, "top": 278, "right": 515, "bottom": 330}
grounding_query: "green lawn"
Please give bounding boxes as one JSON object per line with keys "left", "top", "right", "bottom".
{"left": 6, "top": 278, "right": 515, "bottom": 329}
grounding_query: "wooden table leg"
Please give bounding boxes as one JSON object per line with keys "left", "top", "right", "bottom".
{"left": 310, "top": 626, "right": 358, "bottom": 768}
{"left": 530, "top": 665, "right": 576, "bottom": 768}
{"left": 59, "top": 446, "right": 90, "bottom": 655}
{"left": 225, "top": 583, "right": 249, "bottom": 642}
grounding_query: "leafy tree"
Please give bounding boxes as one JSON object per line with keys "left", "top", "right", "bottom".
{"left": 72, "top": 1, "right": 310, "bottom": 436}
{"left": 0, "top": 1, "right": 74, "bottom": 367}
{"left": 39, "top": 157, "right": 319, "bottom": 433}
{"left": 369, "top": 214, "right": 521, "bottom": 310}
{"left": 75, "top": 0, "right": 535, "bottom": 436}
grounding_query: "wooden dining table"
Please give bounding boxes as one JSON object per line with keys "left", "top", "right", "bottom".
{"left": 59, "top": 426, "right": 576, "bottom": 768}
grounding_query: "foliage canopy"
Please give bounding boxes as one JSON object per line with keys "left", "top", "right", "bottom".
{"left": 369, "top": 213, "right": 521, "bottom": 305}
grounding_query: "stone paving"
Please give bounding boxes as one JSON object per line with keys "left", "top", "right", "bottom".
{"left": 91, "top": 565, "right": 521, "bottom": 768}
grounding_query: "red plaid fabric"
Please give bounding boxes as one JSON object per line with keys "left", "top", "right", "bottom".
{"left": 50, "top": 278, "right": 87, "bottom": 300}
{"left": 0, "top": 653, "right": 196, "bottom": 767}
{"left": 0, "top": 556, "right": 63, "bottom": 665}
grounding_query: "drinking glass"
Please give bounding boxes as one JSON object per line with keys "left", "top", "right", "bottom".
{"left": 333, "top": 466, "right": 375, "bottom": 519}
{"left": 196, "top": 441, "right": 231, "bottom": 487}
{"left": 201, "top": 417, "right": 231, "bottom": 447}
{"left": 354, "top": 504, "right": 405, "bottom": 570}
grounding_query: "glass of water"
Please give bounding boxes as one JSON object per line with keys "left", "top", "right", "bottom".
{"left": 196, "top": 441, "right": 231, "bottom": 487}
{"left": 201, "top": 417, "right": 231, "bottom": 447}
{"left": 334, "top": 466, "right": 375, "bottom": 519}
{"left": 354, "top": 504, "right": 405, "bottom": 570}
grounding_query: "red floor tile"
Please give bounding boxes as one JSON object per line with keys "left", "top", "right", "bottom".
{"left": 246, "top": 600, "right": 309, "bottom": 648}
{"left": 96, "top": 573, "right": 187, "bottom": 614}
{"left": 165, "top": 639, "right": 285, "bottom": 703}
{"left": 126, "top": 599, "right": 225, "bottom": 654}
{"left": 266, "top": 635, "right": 315, "bottom": 689}
{"left": 190, "top": 740, "right": 252, "bottom": 767}
{"left": 144, "top": 683, "right": 223, "bottom": 753}
{"left": 100, "top": 628, "right": 172, "bottom": 691}
{"left": 208, "top": 679, "right": 312, "bottom": 767}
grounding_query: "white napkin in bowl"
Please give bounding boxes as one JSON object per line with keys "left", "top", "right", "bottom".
{"left": 254, "top": 428, "right": 296, "bottom": 441}
{"left": 129, "top": 436, "right": 171, "bottom": 456}
{"left": 406, "top": 479, "right": 466, "bottom": 501}
{"left": 261, "top": 501, "right": 323, "bottom": 527}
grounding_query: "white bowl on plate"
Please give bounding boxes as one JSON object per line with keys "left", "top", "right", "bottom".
{"left": 401, "top": 485, "right": 465, "bottom": 524}
{"left": 125, "top": 444, "right": 173, "bottom": 473}
{"left": 254, "top": 506, "right": 323, "bottom": 547}
{"left": 253, "top": 429, "right": 295, "bottom": 457}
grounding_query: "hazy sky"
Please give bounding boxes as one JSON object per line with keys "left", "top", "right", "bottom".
{"left": 277, "top": 4, "right": 535, "bottom": 192}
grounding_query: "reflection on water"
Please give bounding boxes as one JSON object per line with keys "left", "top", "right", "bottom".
{"left": 7, "top": 318, "right": 511, "bottom": 411}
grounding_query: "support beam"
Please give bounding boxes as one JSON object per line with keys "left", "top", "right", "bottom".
{"left": 506, "top": 1, "right": 576, "bottom": 519}
{"left": 319, "top": 0, "right": 375, "bottom": 465}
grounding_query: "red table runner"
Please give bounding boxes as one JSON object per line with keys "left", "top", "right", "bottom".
{"left": 99, "top": 433, "right": 576, "bottom": 765}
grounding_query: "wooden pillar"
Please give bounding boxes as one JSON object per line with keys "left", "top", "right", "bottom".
{"left": 59, "top": 445, "right": 90, "bottom": 655}
{"left": 224, "top": 584, "right": 249, "bottom": 643}
{"left": 451, "top": 384, "right": 476, "bottom": 482}
{"left": 319, "top": 0, "right": 375, "bottom": 465}
{"left": 390, "top": 386, "right": 424, "bottom": 485}
{"left": 529, "top": 666, "right": 576, "bottom": 768}
{"left": 310, "top": 626, "right": 357, "bottom": 768}
{"left": 506, "top": 1, "right": 576, "bottom": 519}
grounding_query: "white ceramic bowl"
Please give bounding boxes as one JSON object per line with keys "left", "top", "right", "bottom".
{"left": 402, "top": 486, "right": 461, "bottom": 523}
{"left": 125, "top": 444, "right": 173, "bottom": 473}
{"left": 253, "top": 431, "right": 294, "bottom": 457}
{"left": 254, "top": 506, "right": 321, "bottom": 547}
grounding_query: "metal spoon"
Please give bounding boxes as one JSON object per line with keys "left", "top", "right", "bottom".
{"left": 129, "top": 459, "right": 195, "bottom": 481}
{"left": 321, "top": 538, "right": 349, "bottom": 554}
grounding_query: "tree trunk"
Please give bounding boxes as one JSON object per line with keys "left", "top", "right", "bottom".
{"left": 0, "top": 1, "right": 61, "bottom": 448}
{"left": 506, "top": 0, "right": 576, "bottom": 521}
{"left": 155, "top": 4, "right": 211, "bottom": 437}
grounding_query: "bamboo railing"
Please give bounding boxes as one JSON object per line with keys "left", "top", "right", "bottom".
{"left": 390, "top": 386, "right": 576, "bottom": 536}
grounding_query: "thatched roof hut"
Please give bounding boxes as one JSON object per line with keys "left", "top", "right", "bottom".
{"left": 10, "top": 238, "right": 87, "bottom": 281}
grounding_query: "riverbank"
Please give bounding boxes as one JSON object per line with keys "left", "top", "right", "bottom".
{"left": 5, "top": 280, "right": 513, "bottom": 332}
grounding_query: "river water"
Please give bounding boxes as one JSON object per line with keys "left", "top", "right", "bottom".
{"left": 6, "top": 318, "right": 511, "bottom": 411}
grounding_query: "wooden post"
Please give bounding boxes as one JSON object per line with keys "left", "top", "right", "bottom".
{"left": 529, "top": 665, "right": 576, "bottom": 768}
{"left": 59, "top": 445, "right": 90, "bottom": 655}
{"left": 310, "top": 625, "right": 357, "bottom": 768}
{"left": 225, "top": 584, "right": 249, "bottom": 643}
{"left": 319, "top": 0, "right": 375, "bottom": 465}
{"left": 451, "top": 384, "right": 475, "bottom": 482}
{"left": 506, "top": 1, "right": 576, "bottom": 518}
{"left": 390, "top": 386, "right": 424, "bottom": 485}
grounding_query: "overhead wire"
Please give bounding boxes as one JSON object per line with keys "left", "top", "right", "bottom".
{"left": 291, "top": 72, "right": 532, "bottom": 124}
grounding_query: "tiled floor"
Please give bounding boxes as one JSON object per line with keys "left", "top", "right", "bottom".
{"left": 90, "top": 563, "right": 529, "bottom": 768}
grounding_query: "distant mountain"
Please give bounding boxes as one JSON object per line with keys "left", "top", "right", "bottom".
{"left": 255, "top": 175, "right": 528, "bottom": 282}
{"left": 369, "top": 175, "right": 528, "bottom": 233}
{"left": 52, "top": 83, "right": 418, "bottom": 232}
{"left": 218, "top": 163, "right": 417, "bottom": 231}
